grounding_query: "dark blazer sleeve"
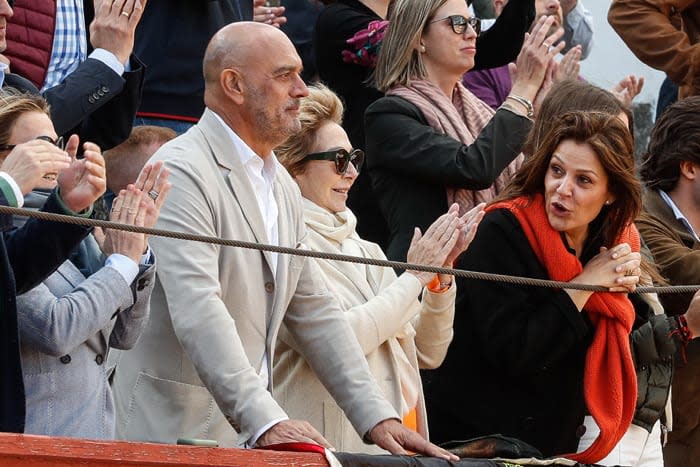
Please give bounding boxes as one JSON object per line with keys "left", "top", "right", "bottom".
{"left": 73, "top": 56, "right": 145, "bottom": 151}
{"left": 364, "top": 96, "right": 531, "bottom": 188}
{"left": 457, "top": 209, "right": 590, "bottom": 375}
{"left": 474, "top": 0, "right": 535, "bottom": 70}
{"left": 41, "top": 55, "right": 145, "bottom": 151}
{"left": 4, "top": 192, "right": 91, "bottom": 294}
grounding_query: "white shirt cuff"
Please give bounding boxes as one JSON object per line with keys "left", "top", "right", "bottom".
{"left": 247, "top": 417, "right": 289, "bottom": 448}
{"left": 105, "top": 253, "right": 140, "bottom": 284}
{"left": 0, "top": 172, "right": 24, "bottom": 207}
{"left": 89, "top": 48, "right": 127, "bottom": 76}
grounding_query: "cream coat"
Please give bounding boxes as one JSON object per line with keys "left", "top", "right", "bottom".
{"left": 274, "top": 201, "right": 455, "bottom": 453}
{"left": 110, "top": 109, "right": 397, "bottom": 447}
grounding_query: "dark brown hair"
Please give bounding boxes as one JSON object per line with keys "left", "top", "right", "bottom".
{"left": 523, "top": 80, "right": 632, "bottom": 157}
{"left": 640, "top": 96, "right": 700, "bottom": 191}
{"left": 499, "top": 111, "right": 641, "bottom": 248}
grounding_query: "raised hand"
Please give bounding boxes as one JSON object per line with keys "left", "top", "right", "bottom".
{"left": 91, "top": 0, "right": 147, "bottom": 65}
{"left": 57, "top": 136, "right": 106, "bottom": 213}
{"left": 444, "top": 202, "right": 485, "bottom": 267}
{"left": 406, "top": 208, "right": 462, "bottom": 286}
{"left": 510, "top": 15, "right": 566, "bottom": 102}
{"left": 133, "top": 160, "right": 172, "bottom": 230}
{"left": 256, "top": 419, "right": 333, "bottom": 449}
{"left": 103, "top": 185, "right": 151, "bottom": 263}
{"left": 554, "top": 45, "right": 581, "bottom": 83}
{"left": 610, "top": 75, "right": 645, "bottom": 107}
{"left": 0, "top": 139, "right": 71, "bottom": 195}
{"left": 369, "top": 419, "right": 458, "bottom": 460}
{"left": 253, "top": 0, "right": 287, "bottom": 28}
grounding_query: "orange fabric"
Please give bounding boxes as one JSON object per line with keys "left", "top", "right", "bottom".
{"left": 427, "top": 275, "right": 450, "bottom": 293}
{"left": 402, "top": 407, "right": 418, "bottom": 432}
{"left": 488, "top": 194, "right": 638, "bottom": 464}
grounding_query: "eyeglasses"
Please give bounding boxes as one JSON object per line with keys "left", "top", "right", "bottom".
{"left": 304, "top": 148, "right": 364, "bottom": 175}
{"left": 429, "top": 15, "right": 481, "bottom": 36}
{"left": 0, "top": 135, "right": 65, "bottom": 152}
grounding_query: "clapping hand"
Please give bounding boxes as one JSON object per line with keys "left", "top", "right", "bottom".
{"left": 0, "top": 139, "right": 71, "bottom": 195}
{"left": 57, "top": 135, "right": 106, "bottom": 213}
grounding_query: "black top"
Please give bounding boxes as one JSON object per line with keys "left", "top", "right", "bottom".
{"left": 426, "top": 208, "right": 593, "bottom": 456}
{"left": 364, "top": 95, "right": 531, "bottom": 262}
{"left": 314, "top": 0, "right": 389, "bottom": 247}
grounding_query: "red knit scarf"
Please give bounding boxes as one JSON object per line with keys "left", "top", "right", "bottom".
{"left": 488, "top": 194, "right": 638, "bottom": 464}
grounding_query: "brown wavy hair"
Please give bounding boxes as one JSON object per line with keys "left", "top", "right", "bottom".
{"left": 0, "top": 88, "right": 51, "bottom": 151}
{"left": 497, "top": 111, "right": 641, "bottom": 248}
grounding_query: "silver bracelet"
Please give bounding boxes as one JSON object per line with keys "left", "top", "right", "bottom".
{"left": 506, "top": 94, "right": 534, "bottom": 118}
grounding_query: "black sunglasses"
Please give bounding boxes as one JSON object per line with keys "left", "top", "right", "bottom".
{"left": 6, "top": 0, "right": 12, "bottom": 7}
{"left": 429, "top": 15, "right": 481, "bottom": 36}
{"left": 304, "top": 148, "right": 364, "bottom": 175}
{"left": 0, "top": 135, "right": 65, "bottom": 152}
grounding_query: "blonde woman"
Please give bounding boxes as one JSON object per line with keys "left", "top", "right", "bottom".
{"left": 274, "top": 84, "right": 483, "bottom": 453}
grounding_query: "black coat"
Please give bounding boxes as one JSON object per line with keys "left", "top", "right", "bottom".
{"left": 364, "top": 96, "right": 531, "bottom": 262}
{"left": 0, "top": 191, "right": 91, "bottom": 432}
{"left": 425, "top": 208, "right": 593, "bottom": 457}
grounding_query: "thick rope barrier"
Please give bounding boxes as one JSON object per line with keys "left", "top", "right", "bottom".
{"left": 4, "top": 204, "right": 698, "bottom": 295}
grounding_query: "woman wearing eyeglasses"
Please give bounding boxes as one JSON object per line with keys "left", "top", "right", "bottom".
{"left": 273, "top": 84, "right": 484, "bottom": 454}
{"left": 365, "top": 0, "right": 563, "bottom": 264}
{"left": 0, "top": 90, "right": 171, "bottom": 440}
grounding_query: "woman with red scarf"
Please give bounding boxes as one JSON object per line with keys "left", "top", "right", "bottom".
{"left": 426, "top": 111, "right": 643, "bottom": 464}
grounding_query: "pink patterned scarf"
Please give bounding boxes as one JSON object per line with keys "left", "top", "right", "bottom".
{"left": 387, "top": 80, "right": 523, "bottom": 215}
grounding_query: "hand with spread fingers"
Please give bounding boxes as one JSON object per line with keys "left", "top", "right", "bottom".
{"left": 57, "top": 135, "right": 107, "bottom": 213}
{"left": 508, "top": 15, "right": 566, "bottom": 113}
{"left": 444, "top": 202, "right": 486, "bottom": 268}
{"left": 0, "top": 139, "right": 71, "bottom": 195}
{"left": 369, "top": 419, "right": 459, "bottom": 460}
{"left": 610, "top": 75, "right": 645, "bottom": 107}
{"left": 91, "top": 0, "right": 147, "bottom": 65}
{"left": 256, "top": 419, "right": 334, "bottom": 449}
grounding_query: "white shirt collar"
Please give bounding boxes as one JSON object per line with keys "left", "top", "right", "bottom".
{"left": 0, "top": 62, "right": 8, "bottom": 87}
{"left": 210, "top": 111, "right": 277, "bottom": 181}
{"left": 659, "top": 189, "right": 700, "bottom": 241}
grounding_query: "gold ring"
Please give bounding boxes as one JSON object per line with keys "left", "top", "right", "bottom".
{"left": 542, "top": 42, "right": 551, "bottom": 48}
{"left": 121, "top": 11, "right": 130, "bottom": 17}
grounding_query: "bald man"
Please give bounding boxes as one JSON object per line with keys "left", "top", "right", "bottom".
{"left": 109, "top": 22, "right": 456, "bottom": 459}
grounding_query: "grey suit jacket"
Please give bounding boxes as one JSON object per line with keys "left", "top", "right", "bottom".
{"left": 18, "top": 255, "right": 155, "bottom": 439}
{"left": 110, "top": 108, "right": 397, "bottom": 447}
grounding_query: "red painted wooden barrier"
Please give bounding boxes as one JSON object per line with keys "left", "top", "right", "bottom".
{"left": 0, "top": 433, "right": 330, "bottom": 466}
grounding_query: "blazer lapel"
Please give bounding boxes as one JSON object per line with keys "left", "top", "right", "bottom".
{"left": 198, "top": 110, "right": 276, "bottom": 273}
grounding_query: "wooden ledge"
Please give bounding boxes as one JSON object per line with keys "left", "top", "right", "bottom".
{"left": 0, "top": 433, "right": 330, "bottom": 466}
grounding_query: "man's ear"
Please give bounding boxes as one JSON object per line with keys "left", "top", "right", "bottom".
{"left": 220, "top": 68, "right": 245, "bottom": 104}
{"left": 680, "top": 160, "right": 698, "bottom": 181}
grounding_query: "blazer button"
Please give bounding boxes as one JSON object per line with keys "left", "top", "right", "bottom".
{"left": 95, "top": 354, "right": 104, "bottom": 365}
{"left": 137, "top": 278, "right": 149, "bottom": 291}
{"left": 101, "top": 85, "right": 109, "bottom": 93}
{"left": 60, "top": 355, "right": 71, "bottom": 364}
{"left": 264, "top": 282, "right": 274, "bottom": 293}
{"left": 88, "top": 96, "right": 95, "bottom": 104}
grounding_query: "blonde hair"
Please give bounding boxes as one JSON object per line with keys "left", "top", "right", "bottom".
{"left": 0, "top": 88, "right": 51, "bottom": 146}
{"left": 372, "top": 0, "right": 449, "bottom": 92}
{"left": 276, "top": 83, "right": 344, "bottom": 176}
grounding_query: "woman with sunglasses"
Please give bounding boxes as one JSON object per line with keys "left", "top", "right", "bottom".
{"left": 274, "top": 84, "right": 484, "bottom": 454}
{"left": 366, "top": 0, "right": 563, "bottom": 264}
{"left": 0, "top": 90, "right": 171, "bottom": 440}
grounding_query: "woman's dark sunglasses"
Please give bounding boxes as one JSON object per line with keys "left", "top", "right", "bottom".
{"left": 0, "top": 135, "right": 65, "bottom": 152}
{"left": 304, "top": 148, "right": 364, "bottom": 175}
{"left": 429, "top": 15, "right": 481, "bottom": 36}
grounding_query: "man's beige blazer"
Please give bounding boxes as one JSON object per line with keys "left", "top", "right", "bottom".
{"left": 110, "top": 109, "right": 396, "bottom": 447}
